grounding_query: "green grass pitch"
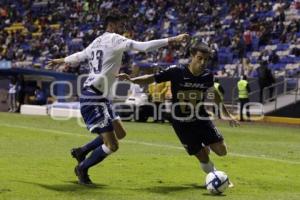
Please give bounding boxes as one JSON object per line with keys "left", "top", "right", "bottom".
{"left": 0, "top": 112, "right": 299, "bottom": 200}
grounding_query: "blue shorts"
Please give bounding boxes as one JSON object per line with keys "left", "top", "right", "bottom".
{"left": 80, "top": 88, "right": 119, "bottom": 134}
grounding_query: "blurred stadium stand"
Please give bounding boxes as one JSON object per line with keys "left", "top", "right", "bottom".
{"left": 0, "top": 0, "right": 299, "bottom": 116}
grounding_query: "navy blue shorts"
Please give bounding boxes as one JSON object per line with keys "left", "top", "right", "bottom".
{"left": 80, "top": 88, "right": 119, "bottom": 134}
{"left": 171, "top": 119, "right": 224, "bottom": 155}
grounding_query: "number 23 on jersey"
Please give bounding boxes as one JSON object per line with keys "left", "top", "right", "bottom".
{"left": 89, "top": 50, "right": 103, "bottom": 74}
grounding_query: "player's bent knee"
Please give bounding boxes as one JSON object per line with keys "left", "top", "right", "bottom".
{"left": 215, "top": 149, "right": 227, "bottom": 156}
{"left": 107, "top": 142, "right": 119, "bottom": 152}
{"left": 113, "top": 120, "right": 127, "bottom": 140}
{"left": 102, "top": 131, "right": 119, "bottom": 152}
{"left": 215, "top": 146, "right": 227, "bottom": 156}
{"left": 115, "top": 130, "right": 126, "bottom": 140}
{"left": 210, "top": 142, "right": 227, "bottom": 156}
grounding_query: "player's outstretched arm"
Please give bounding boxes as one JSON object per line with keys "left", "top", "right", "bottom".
{"left": 117, "top": 73, "right": 155, "bottom": 85}
{"left": 46, "top": 50, "right": 88, "bottom": 69}
{"left": 214, "top": 88, "right": 240, "bottom": 127}
{"left": 129, "top": 33, "right": 190, "bottom": 52}
{"left": 168, "top": 33, "right": 190, "bottom": 45}
{"left": 46, "top": 58, "right": 65, "bottom": 69}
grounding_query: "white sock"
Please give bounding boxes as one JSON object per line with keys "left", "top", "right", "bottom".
{"left": 200, "top": 160, "right": 216, "bottom": 174}
{"left": 101, "top": 144, "right": 113, "bottom": 155}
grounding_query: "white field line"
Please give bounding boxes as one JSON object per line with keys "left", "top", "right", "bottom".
{"left": 1, "top": 123, "right": 300, "bottom": 165}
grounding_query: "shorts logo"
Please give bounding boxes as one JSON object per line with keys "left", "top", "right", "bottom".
{"left": 98, "top": 106, "right": 111, "bottom": 128}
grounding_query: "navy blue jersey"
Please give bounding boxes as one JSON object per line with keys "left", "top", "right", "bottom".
{"left": 154, "top": 65, "right": 214, "bottom": 119}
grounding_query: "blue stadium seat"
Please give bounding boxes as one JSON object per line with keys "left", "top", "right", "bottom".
{"left": 218, "top": 53, "right": 233, "bottom": 64}
{"left": 280, "top": 56, "right": 295, "bottom": 64}
{"left": 270, "top": 63, "right": 285, "bottom": 70}
{"left": 271, "top": 39, "right": 280, "bottom": 45}
{"left": 252, "top": 36, "right": 259, "bottom": 51}
{"left": 276, "top": 43, "right": 290, "bottom": 51}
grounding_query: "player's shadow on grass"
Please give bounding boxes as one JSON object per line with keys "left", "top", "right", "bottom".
{"left": 135, "top": 183, "right": 226, "bottom": 197}
{"left": 135, "top": 183, "right": 204, "bottom": 194}
{"left": 15, "top": 180, "right": 107, "bottom": 192}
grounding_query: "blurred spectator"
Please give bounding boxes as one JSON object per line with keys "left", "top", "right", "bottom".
{"left": 148, "top": 82, "right": 168, "bottom": 123}
{"left": 291, "top": 47, "right": 300, "bottom": 57}
{"left": 29, "top": 86, "right": 47, "bottom": 105}
{"left": 222, "top": 33, "right": 231, "bottom": 47}
{"left": 163, "top": 47, "right": 175, "bottom": 63}
{"left": 295, "top": 0, "right": 300, "bottom": 9}
{"left": 243, "top": 28, "right": 253, "bottom": 52}
{"left": 231, "top": 36, "right": 245, "bottom": 59}
{"left": 128, "top": 83, "right": 143, "bottom": 97}
{"left": 259, "top": 50, "right": 270, "bottom": 62}
{"left": 164, "top": 81, "right": 172, "bottom": 100}
{"left": 17, "top": 75, "right": 25, "bottom": 112}
{"left": 243, "top": 58, "right": 254, "bottom": 77}
{"left": 213, "top": 78, "right": 225, "bottom": 119}
{"left": 269, "top": 50, "right": 280, "bottom": 64}
{"left": 237, "top": 75, "right": 251, "bottom": 121}
{"left": 256, "top": 61, "right": 276, "bottom": 103}
{"left": 258, "top": 25, "right": 271, "bottom": 46}
{"left": 148, "top": 67, "right": 168, "bottom": 123}
{"left": 8, "top": 77, "right": 17, "bottom": 112}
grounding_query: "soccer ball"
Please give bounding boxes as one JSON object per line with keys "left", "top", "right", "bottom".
{"left": 205, "top": 171, "right": 229, "bottom": 194}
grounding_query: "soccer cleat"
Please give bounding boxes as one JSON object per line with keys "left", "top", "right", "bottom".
{"left": 74, "top": 165, "right": 93, "bottom": 185}
{"left": 228, "top": 180, "right": 234, "bottom": 188}
{"left": 71, "top": 148, "right": 86, "bottom": 163}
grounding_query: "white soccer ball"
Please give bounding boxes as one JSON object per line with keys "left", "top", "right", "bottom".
{"left": 205, "top": 171, "right": 229, "bottom": 194}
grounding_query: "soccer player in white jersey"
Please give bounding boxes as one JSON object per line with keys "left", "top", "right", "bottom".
{"left": 47, "top": 10, "right": 189, "bottom": 185}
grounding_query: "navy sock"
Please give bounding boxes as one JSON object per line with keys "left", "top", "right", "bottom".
{"left": 79, "top": 145, "right": 108, "bottom": 170}
{"left": 81, "top": 136, "right": 103, "bottom": 154}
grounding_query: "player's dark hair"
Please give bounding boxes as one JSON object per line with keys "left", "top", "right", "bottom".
{"left": 189, "top": 41, "right": 212, "bottom": 57}
{"left": 104, "top": 9, "right": 127, "bottom": 28}
{"left": 242, "top": 75, "right": 248, "bottom": 80}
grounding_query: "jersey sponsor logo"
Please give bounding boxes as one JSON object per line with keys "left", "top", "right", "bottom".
{"left": 180, "top": 82, "right": 207, "bottom": 88}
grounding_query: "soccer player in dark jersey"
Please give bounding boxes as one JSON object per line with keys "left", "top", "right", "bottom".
{"left": 117, "top": 42, "right": 239, "bottom": 184}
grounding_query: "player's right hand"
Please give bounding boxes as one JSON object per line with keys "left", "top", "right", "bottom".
{"left": 116, "top": 73, "right": 131, "bottom": 81}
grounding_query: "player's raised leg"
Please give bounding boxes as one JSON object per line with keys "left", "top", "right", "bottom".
{"left": 71, "top": 108, "right": 125, "bottom": 164}
{"left": 112, "top": 119, "right": 127, "bottom": 140}
{"left": 208, "top": 141, "right": 233, "bottom": 187}
{"left": 71, "top": 136, "right": 104, "bottom": 163}
{"left": 209, "top": 141, "right": 227, "bottom": 156}
{"left": 195, "top": 148, "right": 216, "bottom": 174}
{"left": 75, "top": 131, "right": 118, "bottom": 185}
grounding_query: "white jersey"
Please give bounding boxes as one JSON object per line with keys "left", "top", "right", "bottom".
{"left": 64, "top": 32, "right": 169, "bottom": 98}
{"left": 83, "top": 32, "right": 130, "bottom": 96}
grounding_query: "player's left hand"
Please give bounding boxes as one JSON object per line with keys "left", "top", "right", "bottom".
{"left": 116, "top": 73, "right": 131, "bottom": 81}
{"left": 229, "top": 117, "right": 240, "bottom": 127}
{"left": 46, "top": 58, "right": 65, "bottom": 69}
{"left": 175, "top": 33, "right": 190, "bottom": 43}
{"left": 169, "top": 33, "right": 190, "bottom": 44}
